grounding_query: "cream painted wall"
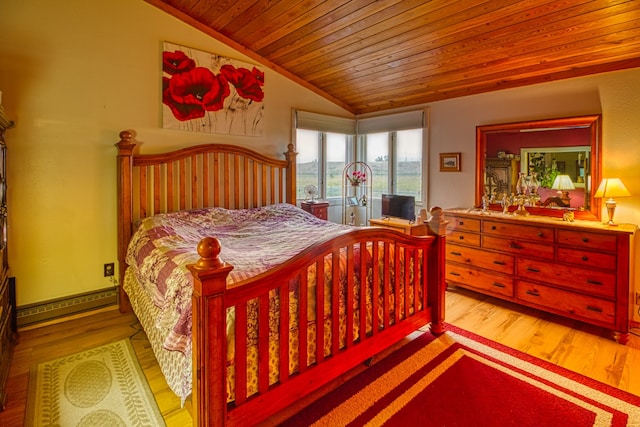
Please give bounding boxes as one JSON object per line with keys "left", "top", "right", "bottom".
{"left": 0, "top": 1, "right": 638, "bottom": 310}
{"left": 0, "top": 0, "right": 350, "bottom": 305}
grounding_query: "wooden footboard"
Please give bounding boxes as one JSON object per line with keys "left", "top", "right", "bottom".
{"left": 187, "top": 211, "right": 447, "bottom": 426}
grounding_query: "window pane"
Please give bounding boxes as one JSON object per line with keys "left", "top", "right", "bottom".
{"left": 326, "top": 133, "right": 347, "bottom": 198}
{"left": 296, "top": 129, "right": 320, "bottom": 199}
{"left": 365, "top": 132, "right": 389, "bottom": 199}
{"left": 396, "top": 129, "right": 422, "bottom": 202}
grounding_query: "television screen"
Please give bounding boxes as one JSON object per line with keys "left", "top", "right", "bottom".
{"left": 381, "top": 194, "right": 415, "bottom": 221}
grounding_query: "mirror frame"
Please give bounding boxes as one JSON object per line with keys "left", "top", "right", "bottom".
{"left": 476, "top": 115, "right": 602, "bottom": 220}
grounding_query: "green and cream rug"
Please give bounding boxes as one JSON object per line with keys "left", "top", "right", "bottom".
{"left": 26, "top": 339, "right": 165, "bottom": 426}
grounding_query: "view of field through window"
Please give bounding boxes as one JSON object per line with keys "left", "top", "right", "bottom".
{"left": 296, "top": 128, "right": 422, "bottom": 215}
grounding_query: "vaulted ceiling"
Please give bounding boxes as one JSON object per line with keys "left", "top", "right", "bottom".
{"left": 147, "top": 0, "right": 640, "bottom": 114}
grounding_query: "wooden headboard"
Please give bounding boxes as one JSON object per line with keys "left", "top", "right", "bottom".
{"left": 115, "top": 130, "right": 297, "bottom": 311}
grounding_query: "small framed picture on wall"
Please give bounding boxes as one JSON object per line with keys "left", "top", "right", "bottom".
{"left": 440, "top": 152, "right": 461, "bottom": 172}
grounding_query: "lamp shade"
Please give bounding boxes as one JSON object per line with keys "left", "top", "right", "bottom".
{"left": 551, "top": 174, "right": 575, "bottom": 190}
{"left": 594, "top": 178, "right": 631, "bottom": 199}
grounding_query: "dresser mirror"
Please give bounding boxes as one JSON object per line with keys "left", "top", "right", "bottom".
{"left": 476, "top": 115, "right": 602, "bottom": 220}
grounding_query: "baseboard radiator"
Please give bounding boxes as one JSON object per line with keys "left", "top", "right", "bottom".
{"left": 17, "top": 287, "right": 118, "bottom": 328}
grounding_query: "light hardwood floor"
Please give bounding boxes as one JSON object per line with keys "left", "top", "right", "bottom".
{"left": 1, "top": 287, "right": 639, "bottom": 426}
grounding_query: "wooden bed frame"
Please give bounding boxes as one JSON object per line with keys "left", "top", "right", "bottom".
{"left": 116, "top": 130, "right": 447, "bottom": 426}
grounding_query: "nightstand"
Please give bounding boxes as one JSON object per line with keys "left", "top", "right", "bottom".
{"left": 369, "top": 217, "right": 427, "bottom": 236}
{"left": 301, "top": 201, "right": 329, "bottom": 220}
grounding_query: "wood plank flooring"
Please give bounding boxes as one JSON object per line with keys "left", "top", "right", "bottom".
{"left": 1, "top": 287, "right": 639, "bottom": 426}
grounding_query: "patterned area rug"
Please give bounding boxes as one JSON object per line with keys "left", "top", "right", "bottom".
{"left": 26, "top": 339, "right": 165, "bottom": 426}
{"left": 281, "top": 325, "right": 640, "bottom": 426}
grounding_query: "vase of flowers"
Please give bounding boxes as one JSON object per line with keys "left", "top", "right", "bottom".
{"left": 346, "top": 170, "right": 367, "bottom": 186}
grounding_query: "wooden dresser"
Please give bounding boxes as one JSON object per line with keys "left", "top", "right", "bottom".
{"left": 444, "top": 209, "right": 637, "bottom": 343}
{"left": 0, "top": 104, "right": 14, "bottom": 410}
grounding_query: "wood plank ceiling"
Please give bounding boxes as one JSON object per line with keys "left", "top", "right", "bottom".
{"left": 148, "top": 0, "right": 640, "bottom": 114}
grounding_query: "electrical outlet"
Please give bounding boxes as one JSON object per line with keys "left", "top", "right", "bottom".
{"left": 104, "top": 263, "right": 115, "bottom": 277}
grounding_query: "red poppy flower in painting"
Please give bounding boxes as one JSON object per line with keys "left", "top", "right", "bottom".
{"left": 163, "top": 50, "right": 196, "bottom": 75}
{"left": 163, "top": 67, "right": 231, "bottom": 121}
{"left": 163, "top": 76, "right": 205, "bottom": 121}
{"left": 220, "top": 65, "right": 265, "bottom": 102}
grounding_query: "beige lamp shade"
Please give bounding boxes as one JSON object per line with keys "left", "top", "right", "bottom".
{"left": 594, "top": 178, "right": 631, "bottom": 199}
{"left": 551, "top": 174, "right": 575, "bottom": 190}
{"left": 594, "top": 178, "right": 631, "bottom": 226}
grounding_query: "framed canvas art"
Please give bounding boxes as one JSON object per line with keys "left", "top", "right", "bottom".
{"left": 162, "top": 42, "right": 265, "bottom": 136}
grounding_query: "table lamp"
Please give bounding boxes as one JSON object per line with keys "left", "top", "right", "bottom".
{"left": 594, "top": 178, "right": 631, "bottom": 226}
{"left": 552, "top": 174, "right": 575, "bottom": 206}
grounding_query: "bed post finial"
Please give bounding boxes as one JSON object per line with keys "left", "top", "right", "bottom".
{"left": 116, "top": 130, "right": 136, "bottom": 153}
{"left": 192, "top": 237, "right": 227, "bottom": 270}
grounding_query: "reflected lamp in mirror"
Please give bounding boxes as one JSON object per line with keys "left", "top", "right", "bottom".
{"left": 551, "top": 174, "right": 575, "bottom": 206}
{"left": 594, "top": 178, "right": 631, "bottom": 226}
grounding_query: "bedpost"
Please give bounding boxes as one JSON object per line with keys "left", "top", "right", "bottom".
{"left": 116, "top": 130, "right": 136, "bottom": 313}
{"left": 187, "top": 237, "right": 234, "bottom": 427}
{"left": 283, "top": 143, "right": 297, "bottom": 204}
{"left": 426, "top": 207, "right": 448, "bottom": 335}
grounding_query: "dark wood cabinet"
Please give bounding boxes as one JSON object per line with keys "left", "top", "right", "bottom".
{"left": 300, "top": 200, "right": 329, "bottom": 220}
{"left": 0, "top": 104, "right": 15, "bottom": 410}
{"left": 444, "top": 209, "right": 636, "bottom": 344}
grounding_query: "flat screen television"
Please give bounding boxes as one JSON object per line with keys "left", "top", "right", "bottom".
{"left": 381, "top": 194, "right": 415, "bottom": 221}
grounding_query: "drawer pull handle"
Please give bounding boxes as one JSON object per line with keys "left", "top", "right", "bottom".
{"left": 450, "top": 251, "right": 462, "bottom": 256}
{"left": 537, "top": 232, "right": 544, "bottom": 237}
{"left": 509, "top": 242, "right": 522, "bottom": 249}
{"left": 582, "top": 256, "right": 588, "bottom": 261}
{"left": 586, "top": 305, "right": 603, "bottom": 313}
{"left": 582, "top": 237, "right": 590, "bottom": 243}
{"left": 526, "top": 290, "right": 540, "bottom": 297}
{"left": 526, "top": 267, "right": 540, "bottom": 273}
{"left": 492, "top": 282, "right": 506, "bottom": 288}
{"left": 450, "top": 272, "right": 461, "bottom": 277}
{"left": 458, "top": 235, "right": 465, "bottom": 240}
{"left": 491, "top": 225, "right": 497, "bottom": 230}
{"left": 493, "top": 260, "right": 506, "bottom": 265}
{"left": 458, "top": 221, "right": 464, "bottom": 226}
{"left": 586, "top": 279, "right": 603, "bottom": 286}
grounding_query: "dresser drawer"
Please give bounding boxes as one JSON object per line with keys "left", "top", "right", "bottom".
{"left": 557, "top": 229, "right": 617, "bottom": 252}
{"left": 446, "top": 216, "right": 480, "bottom": 232}
{"left": 557, "top": 247, "right": 616, "bottom": 270}
{"left": 483, "top": 220, "right": 554, "bottom": 243}
{"left": 446, "top": 264, "right": 514, "bottom": 298}
{"left": 482, "top": 235, "right": 554, "bottom": 260}
{"left": 446, "top": 244, "right": 514, "bottom": 274}
{"left": 447, "top": 230, "right": 480, "bottom": 247}
{"left": 516, "top": 258, "right": 615, "bottom": 298}
{"left": 517, "top": 281, "right": 615, "bottom": 326}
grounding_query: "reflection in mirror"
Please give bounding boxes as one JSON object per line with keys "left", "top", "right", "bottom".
{"left": 520, "top": 146, "right": 590, "bottom": 209}
{"left": 476, "top": 115, "right": 601, "bottom": 220}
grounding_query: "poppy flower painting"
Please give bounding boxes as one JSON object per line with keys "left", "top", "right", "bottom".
{"left": 162, "top": 42, "right": 265, "bottom": 136}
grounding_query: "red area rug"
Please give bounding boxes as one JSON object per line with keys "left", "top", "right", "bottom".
{"left": 280, "top": 325, "right": 640, "bottom": 426}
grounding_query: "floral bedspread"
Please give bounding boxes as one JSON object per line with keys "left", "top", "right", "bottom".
{"left": 126, "top": 203, "right": 352, "bottom": 354}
